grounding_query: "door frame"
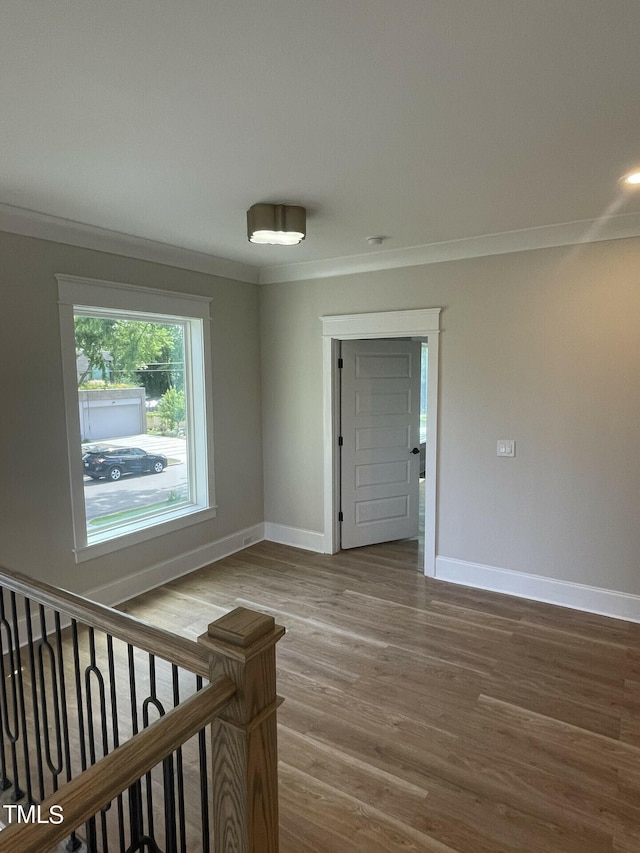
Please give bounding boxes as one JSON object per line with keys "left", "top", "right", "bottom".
{"left": 321, "top": 308, "right": 441, "bottom": 576}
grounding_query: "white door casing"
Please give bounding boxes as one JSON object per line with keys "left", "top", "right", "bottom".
{"left": 321, "top": 308, "right": 441, "bottom": 577}
{"left": 340, "top": 339, "right": 422, "bottom": 549}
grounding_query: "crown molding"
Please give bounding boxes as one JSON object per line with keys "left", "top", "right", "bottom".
{"left": 259, "top": 210, "right": 640, "bottom": 284}
{"left": 3, "top": 202, "right": 640, "bottom": 287}
{"left": 0, "top": 203, "right": 260, "bottom": 284}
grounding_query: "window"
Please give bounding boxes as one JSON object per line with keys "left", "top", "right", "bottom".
{"left": 57, "top": 275, "right": 215, "bottom": 561}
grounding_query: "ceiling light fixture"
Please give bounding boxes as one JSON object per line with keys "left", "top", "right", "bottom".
{"left": 622, "top": 170, "right": 640, "bottom": 186}
{"left": 247, "top": 203, "right": 306, "bottom": 245}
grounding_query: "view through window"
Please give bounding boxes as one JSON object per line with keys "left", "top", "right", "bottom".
{"left": 76, "top": 313, "right": 191, "bottom": 538}
{"left": 58, "top": 276, "right": 215, "bottom": 558}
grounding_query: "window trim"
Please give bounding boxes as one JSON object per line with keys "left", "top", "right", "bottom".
{"left": 57, "top": 274, "right": 216, "bottom": 562}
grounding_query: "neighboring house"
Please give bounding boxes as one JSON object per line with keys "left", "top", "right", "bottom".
{"left": 76, "top": 350, "right": 113, "bottom": 385}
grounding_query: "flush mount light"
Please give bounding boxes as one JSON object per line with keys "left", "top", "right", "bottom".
{"left": 247, "top": 203, "right": 306, "bottom": 245}
{"left": 622, "top": 170, "right": 640, "bottom": 186}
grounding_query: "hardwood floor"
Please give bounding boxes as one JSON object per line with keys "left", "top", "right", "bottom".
{"left": 120, "top": 539, "right": 640, "bottom": 852}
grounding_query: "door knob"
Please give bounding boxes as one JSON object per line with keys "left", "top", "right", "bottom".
{"left": 410, "top": 447, "right": 420, "bottom": 454}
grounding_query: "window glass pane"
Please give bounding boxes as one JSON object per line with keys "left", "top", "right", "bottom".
{"left": 420, "top": 343, "right": 428, "bottom": 444}
{"left": 76, "top": 313, "right": 192, "bottom": 542}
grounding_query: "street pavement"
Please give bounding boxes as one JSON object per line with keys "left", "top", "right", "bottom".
{"left": 83, "top": 434, "right": 189, "bottom": 522}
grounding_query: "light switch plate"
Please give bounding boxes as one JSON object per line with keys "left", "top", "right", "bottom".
{"left": 497, "top": 440, "right": 515, "bottom": 457}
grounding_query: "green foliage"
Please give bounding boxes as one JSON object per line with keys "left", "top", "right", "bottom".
{"left": 156, "top": 388, "right": 185, "bottom": 434}
{"left": 74, "top": 317, "right": 116, "bottom": 384}
{"left": 134, "top": 324, "right": 185, "bottom": 398}
{"left": 74, "top": 316, "right": 182, "bottom": 390}
{"left": 110, "top": 321, "right": 174, "bottom": 382}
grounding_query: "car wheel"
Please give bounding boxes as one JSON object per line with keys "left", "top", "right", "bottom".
{"left": 108, "top": 466, "right": 123, "bottom": 481}
{"left": 153, "top": 460, "right": 165, "bottom": 474}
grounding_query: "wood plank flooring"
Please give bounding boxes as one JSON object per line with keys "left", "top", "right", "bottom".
{"left": 119, "top": 539, "right": 640, "bottom": 852}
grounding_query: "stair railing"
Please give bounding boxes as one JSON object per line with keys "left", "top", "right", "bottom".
{"left": 0, "top": 565, "right": 284, "bottom": 853}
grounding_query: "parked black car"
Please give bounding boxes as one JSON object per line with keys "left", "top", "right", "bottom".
{"left": 82, "top": 447, "right": 167, "bottom": 481}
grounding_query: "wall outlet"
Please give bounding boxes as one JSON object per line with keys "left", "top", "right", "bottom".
{"left": 497, "top": 439, "right": 515, "bottom": 457}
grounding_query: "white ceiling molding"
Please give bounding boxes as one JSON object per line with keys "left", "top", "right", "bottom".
{"left": 3, "top": 202, "right": 640, "bottom": 286}
{"left": 259, "top": 211, "right": 640, "bottom": 284}
{"left": 0, "top": 203, "right": 259, "bottom": 285}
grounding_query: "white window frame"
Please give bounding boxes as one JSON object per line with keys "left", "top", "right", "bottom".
{"left": 57, "top": 274, "right": 216, "bottom": 562}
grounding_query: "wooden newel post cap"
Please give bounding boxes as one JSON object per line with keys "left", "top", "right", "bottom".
{"left": 206, "top": 607, "right": 275, "bottom": 648}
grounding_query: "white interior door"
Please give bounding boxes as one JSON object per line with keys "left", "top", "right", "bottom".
{"left": 340, "top": 339, "right": 422, "bottom": 549}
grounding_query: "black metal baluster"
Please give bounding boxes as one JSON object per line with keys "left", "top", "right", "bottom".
{"left": 10, "top": 592, "right": 34, "bottom": 805}
{"left": 142, "top": 654, "right": 164, "bottom": 847}
{"left": 123, "top": 646, "right": 163, "bottom": 853}
{"left": 172, "top": 665, "right": 186, "bottom": 853}
{"left": 0, "top": 614, "right": 8, "bottom": 792}
{"left": 127, "top": 644, "right": 144, "bottom": 851}
{"left": 54, "top": 612, "right": 82, "bottom": 852}
{"left": 71, "top": 620, "right": 95, "bottom": 851}
{"left": 0, "top": 589, "right": 20, "bottom": 798}
{"left": 107, "top": 634, "right": 126, "bottom": 853}
{"left": 24, "top": 598, "right": 46, "bottom": 801}
{"left": 0, "top": 633, "right": 7, "bottom": 791}
{"left": 196, "top": 675, "right": 210, "bottom": 853}
{"left": 36, "top": 604, "right": 64, "bottom": 794}
{"left": 162, "top": 751, "right": 177, "bottom": 853}
{"left": 84, "top": 628, "right": 111, "bottom": 851}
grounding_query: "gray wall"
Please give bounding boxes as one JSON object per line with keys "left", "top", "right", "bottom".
{"left": 0, "top": 230, "right": 263, "bottom": 593}
{"left": 260, "top": 237, "right": 640, "bottom": 594}
{"left": 3, "top": 226, "right": 639, "bottom": 601}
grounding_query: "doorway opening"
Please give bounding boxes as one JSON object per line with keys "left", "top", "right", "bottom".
{"left": 337, "top": 337, "right": 426, "bottom": 552}
{"left": 320, "top": 308, "right": 441, "bottom": 577}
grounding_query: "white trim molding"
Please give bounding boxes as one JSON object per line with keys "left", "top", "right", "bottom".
{"left": 321, "top": 308, "right": 442, "bottom": 340}
{"left": 263, "top": 523, "right": 326, "bottom": 553}
{"left": 13, "top": 523, "right": 266, "bottom": 641}
{"left": 0, "top": 203, "right": 259, "bottom": 284}
{"left": 58, "top": 273, "right": 217, "bottom": 559}
{"left": 259, "top": 210, "right": 640, "bottom": 283}
{"left": 87, "top": 524, "right": 265, "bottom": 607}
{"left": 4, "top": 201, "right": 640, "bottom": 287}
{"left": 435, "top": 556, "right": 640, "bottom": 624}
{"left": 321, "top": 308, "right": 441, "bottom": 577}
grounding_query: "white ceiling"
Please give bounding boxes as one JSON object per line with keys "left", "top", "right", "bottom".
{"left": 2, "top": 0, "right": 640, "bottom": 282}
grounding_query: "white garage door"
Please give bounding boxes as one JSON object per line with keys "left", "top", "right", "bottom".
{"left": 80, "top": 402, "right": 142, "bottom": 440}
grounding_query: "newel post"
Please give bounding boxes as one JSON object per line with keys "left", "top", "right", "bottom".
{"left": 198, "top": 607, "right": 285, "bottom": 853}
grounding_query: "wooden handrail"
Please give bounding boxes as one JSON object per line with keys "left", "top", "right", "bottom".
{"left": 0, "top": 570, "right": 285, "bottom": 851}
{"left": 0, "top": 676, "right": 237, "bottom": 853}
{"left": 0, "top": 564, "right": 211, "bottom": 676}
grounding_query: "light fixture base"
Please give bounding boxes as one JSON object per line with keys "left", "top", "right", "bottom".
{"left": 247, "top": 203, "right": 306, "bottom": 245}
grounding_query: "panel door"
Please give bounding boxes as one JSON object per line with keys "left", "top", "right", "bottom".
{"left": 340, "top": 339, "right": 421, "bottom": 549}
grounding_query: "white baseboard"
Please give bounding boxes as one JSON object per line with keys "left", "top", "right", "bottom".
{"left": 263, "top": 522, "right": 326, "bottom": 553}
{"left": 7, "top": 524, "right": 265, "bottom": 645}
{"left": 435, "top": 556, "right": 640, "bottom": 624}
{"left": 87, "top": 523, "right": 265, "bottom": 607}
